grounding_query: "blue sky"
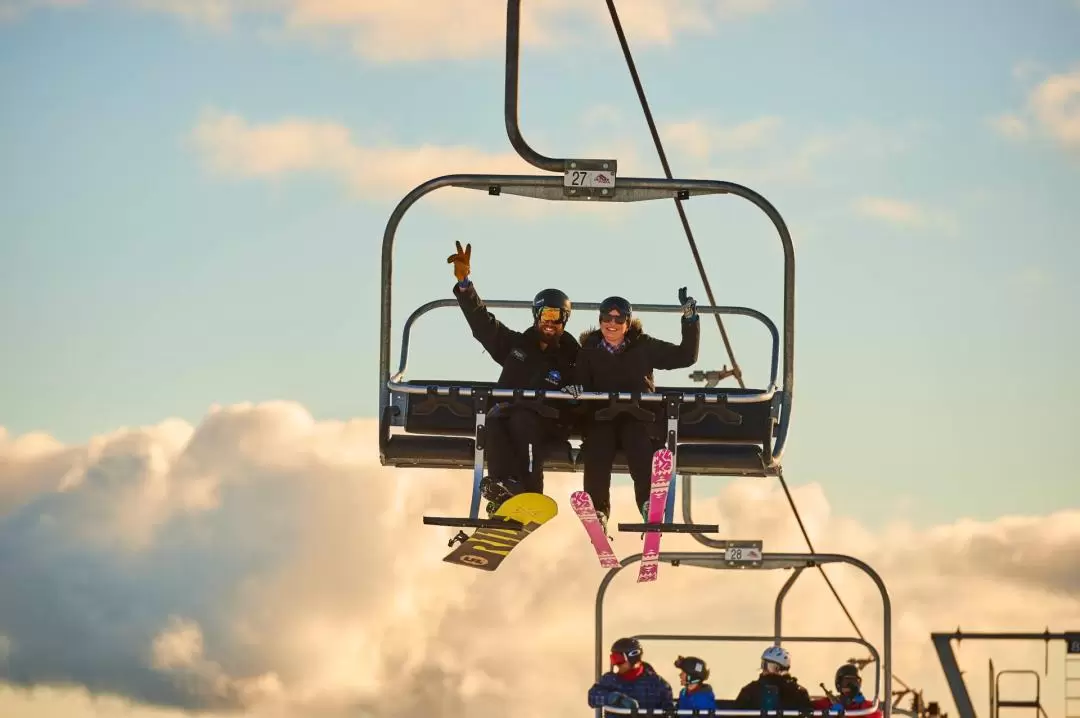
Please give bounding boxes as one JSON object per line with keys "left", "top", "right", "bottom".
{"left": 2, "top": 0, "right": 1079, "bottom": 528}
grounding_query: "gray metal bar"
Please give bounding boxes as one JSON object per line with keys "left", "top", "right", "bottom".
{"left": 933, "top": 634, "right": 976, "bottom": 718}
{"left": 774, "top": 568, "right": 804, "bottom": 641}
{"left": 390, "top": 299, "right": 780, "bottom": 388}
{"left": 632, "top": 633, "right": 882, "bottom": 707}
{"left": 378, "top": 173, "right": 795, "bottom": 465}
{"left": 934, "top": 631, "right": 1073, "bottom": 641}
{"left": 932, "top": 631, "right": 1078, "bottom": 718}
{"left": 504, "top": 0, "right": 562, "bottom": 172}
{"left": 602, "top": 708, "right": 882, "bottom": 717}
{"left": 388, "top": 380, "right": 776, "bottom": 404}
{"left": 595, "top": 552, "right": 891, "bottom": 718}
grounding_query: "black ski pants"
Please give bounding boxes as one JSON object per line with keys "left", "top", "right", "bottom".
{"left": 484, "top": 403, "right": 562, "bottom": 494}
{"left": 581, "top": 415, "right": 657, "bottom": 517}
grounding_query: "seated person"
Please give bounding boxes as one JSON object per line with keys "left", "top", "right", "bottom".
{"left": 588, "top": 637, "right": 675, "bottom": 712}
{"left": 447, "top": 240, "right": 580, "bottom": 514}
{"left": 675, "top": 655, "right": 717, "bottom": 711}
{"left": 734, "top": 645, "right": 813, "bottom": 713}
{"left": 812, "top": 664, "right": 879, "bottom": 716}
{"left": 574, "top": 289, "right": 700, "bottom": 533}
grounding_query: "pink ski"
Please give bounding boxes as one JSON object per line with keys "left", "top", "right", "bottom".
{"left": 570, "top": 490, "right": 619, "bottom": 568}
{"left": 637, "top": 448, "right": 674, "bottom": 583}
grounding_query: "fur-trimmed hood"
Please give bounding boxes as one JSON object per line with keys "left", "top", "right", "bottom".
{"left": 578, "top": 317, "right": 644, "bottom": 348}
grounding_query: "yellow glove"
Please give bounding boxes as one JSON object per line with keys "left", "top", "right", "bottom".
{"left": 447, "top": 240, "right": 471, "bottom": 282}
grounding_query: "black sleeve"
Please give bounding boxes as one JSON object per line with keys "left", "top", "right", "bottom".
{"left": 452, "top": 280, "right": 520, "bottom": 364}
{"left": 646, "top": 316, "right": 701, "bottom": 370}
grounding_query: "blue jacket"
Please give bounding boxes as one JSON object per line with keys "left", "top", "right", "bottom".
{"left": 588, "top": 662, "right": 675, "bottom": 711}
{"left": 679, "top": 684, "right": 718, "bottom": 710}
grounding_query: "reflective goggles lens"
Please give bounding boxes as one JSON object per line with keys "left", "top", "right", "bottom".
{"left": 539, "top": 306, "right": 564, "bottom": 323}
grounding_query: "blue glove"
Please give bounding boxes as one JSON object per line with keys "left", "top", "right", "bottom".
{"left": 678, "top": 286, "right": 697, "bottom": 319}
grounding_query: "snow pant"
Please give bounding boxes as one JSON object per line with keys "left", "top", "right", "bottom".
{"left": 484, "top": 403, "right": 562, "bottom": 494}
{"left": 581, "top": 415, "right": 658, "bottom": 517}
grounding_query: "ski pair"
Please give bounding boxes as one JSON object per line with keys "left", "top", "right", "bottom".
{"left": 570, "top": 447, "right": 674, "bottom": 582}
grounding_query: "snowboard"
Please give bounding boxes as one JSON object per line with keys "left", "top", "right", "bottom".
{"left": 570, "top": 490, "right": 619, "bottom": 568}
{"left": 637, "top": 448, "right": 674, "bottom": 583}
{"left": 443, "top": 492, "right": 557, "bottom": 571}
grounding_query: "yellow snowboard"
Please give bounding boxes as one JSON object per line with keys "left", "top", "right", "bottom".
{"left": 443, "top": 492, "right": 558, "bottom": 571}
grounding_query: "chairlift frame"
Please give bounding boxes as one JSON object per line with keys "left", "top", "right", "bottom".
{"left": 593, "top": 550, "right": 893, "bottom": 718}
{"left": 376, "top": 0, "right": 796, "bottom": 531}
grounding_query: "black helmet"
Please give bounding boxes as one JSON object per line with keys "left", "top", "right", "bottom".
{"left": 533, "top": 288, "right": 571, "bottom": 324}
{"left": 835, "top": 663, "right": 862, "bottom": 692}
{"left": 599, "top": 295, "right": 632, "bottom": 320}
{"left": 610, "top": 637, "right": 643, "bottom": 666}
{"left": 675, "top": 655, "right": 710, "bottom": 684}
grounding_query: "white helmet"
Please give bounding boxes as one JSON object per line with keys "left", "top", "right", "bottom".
{"left": 762, "top": 645, "right": 791, "bottom": 670}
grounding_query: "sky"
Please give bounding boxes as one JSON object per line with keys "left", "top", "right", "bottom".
{"left": 1, "top": 1, "right": 1079, "bottom": 717}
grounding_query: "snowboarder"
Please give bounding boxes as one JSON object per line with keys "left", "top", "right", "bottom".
{"left": 447, "top": 241, "right": 580, "bottom": 515}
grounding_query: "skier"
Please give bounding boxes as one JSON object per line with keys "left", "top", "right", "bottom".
{"left": 573, "top": 290, "right": 699, "bottom": 532}
{"left": 447, "top": 241, "right": 580, "bottom": 514}
{"left": 587, "top": 637, "right": 675, "bottom": 712}
{"left": 674, "top": 655, "right": 718, "bottom": 710}
{"left": 812, "top": 664, "right": 879, "bottom": 715}
{"left": 733, "top": 645, "right": 814, "bottom": 713}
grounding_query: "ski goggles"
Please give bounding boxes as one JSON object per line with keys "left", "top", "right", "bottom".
{"left": 538, "top": 306, "right": 566, "bottom": 324}
{"left": 610, "top": 652, "right": 628, "bottom": 666}
{"left": 599, "top": 313, "right": 627, "bottom": 324}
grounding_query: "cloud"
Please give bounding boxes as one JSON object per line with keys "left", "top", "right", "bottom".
{"left": 1, "top": 402, "right": 1078, "bottom": 718}
{"left": 127, "top": 0, "right": 232, "bottom": 29}
{"left": 3, "top": 0, "right": 782, "bottom": 61}
{"left": 188, "top": 107, "right": 645, "bottom": 218}
{"left": 986, "top": 112, "right": 1028, "bottom": 140}
{"left": 190, "top": 108, "right": 532, "bottom": 202}
{"left": 852, "top": 196, "right": 958, "bottom": 235}
{"left": 0, "top": 0, "right": 84, "bottom": 23}
{"left": 990, "top": 65, "right": 1080, "bottom": 155}
{"left": 662, "top": 116, "right": 784, "bottom": 158}
{"left": 657, "top": 115, "right": 913, "bottom": 188}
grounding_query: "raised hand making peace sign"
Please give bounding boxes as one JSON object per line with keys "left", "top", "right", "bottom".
{"left": 447, "top": 240, "right": 471, "bottom": 283}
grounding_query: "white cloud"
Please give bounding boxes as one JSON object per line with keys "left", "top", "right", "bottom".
{"left": 987, "top": 112, "right": 1028, "bottom": 140}
{"left": 0, "top": 402, "right": 1078, "bottom": 718}
{"left": 190, "top": 108, "right": 534, "bottom": 201}
{"left": 0, "top": 0, "right": 84, "bottom": 23}
{"left": 662, "top": 116, "right": 783, "bottom": 158}
{"left": 4, "top": 0, "right": 783, "bottom": 60}
{"left": 853, "top": 196, "right": 958, "bottom": 235}
{"left": 188, "top": 107, "right": 645, "bottom": 218}
{"left": 656, "top": 116, "right": 913, "bottom": 188}
{"left": 127, "top": 0, "right": 232, "bottom": 29}
{"left": 1029, "top": 67, "right": 1080, "bottom": 151}
{"left": 990, "top": 65, "right": 1080, "bottom": 155}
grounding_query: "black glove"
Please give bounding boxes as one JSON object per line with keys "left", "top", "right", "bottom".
{"left": 678, "top": 286, "right": 697, "bottom": 319}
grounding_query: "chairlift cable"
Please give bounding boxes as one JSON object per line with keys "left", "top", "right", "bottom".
{"left": 603, "top": 0, "right": 916, "bottom": 698}
{"left": 604, "top": 0, "right": 745, "bottom": 389}
{"left": 778, "top": 467, "right": 914, "bottom": 694}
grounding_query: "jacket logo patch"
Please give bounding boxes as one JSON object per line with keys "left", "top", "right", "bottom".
{"left": 510, "top": 348, "right": 526, "bottom": 362}
{"left": 545, "top": 370, "right": 561, "bottom": 385}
